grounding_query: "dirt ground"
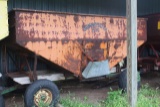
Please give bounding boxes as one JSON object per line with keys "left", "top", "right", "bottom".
{"left": 4, "top": 72, "right": 160, "bottom": 107}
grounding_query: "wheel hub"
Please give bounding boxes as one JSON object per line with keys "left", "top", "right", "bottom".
{"left": 34, "top": 88, "right": 52, "bottom": 106}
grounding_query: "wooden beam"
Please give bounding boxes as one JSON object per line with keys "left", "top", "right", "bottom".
{"left": 126, "top": 0, "right": 137, "bottom": 107}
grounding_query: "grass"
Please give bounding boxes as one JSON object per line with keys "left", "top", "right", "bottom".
{"left": 136, "top": 84, "right": 160, "bottom": 107}
{"left": 60, "top": 84, "right": 160, "bottom": 107}
{"left": 37, "top": 100, "right": 50, "bottom": 107}
{"left": 8, "top": 84, "right": 160, "bottom": 107}
{"left": 60, "top": 95, "right": 97, "bottom": 107}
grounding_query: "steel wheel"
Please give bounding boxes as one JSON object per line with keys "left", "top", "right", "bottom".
{"left": 24, "top": 79, "right": 59, "bottom": 107}
{"left": 34, "top": 88, "right": 53, "bottom": 106}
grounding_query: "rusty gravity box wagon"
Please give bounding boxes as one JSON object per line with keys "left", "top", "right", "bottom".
{"left": 0, "top": 7, "right": 147, "bottom": 107}
{"left": 138, "top": 14, "right": 160, "bottom": 73}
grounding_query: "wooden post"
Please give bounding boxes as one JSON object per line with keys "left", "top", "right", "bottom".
{"left": 126, "top": 0, "right": 137, "bottom": 107}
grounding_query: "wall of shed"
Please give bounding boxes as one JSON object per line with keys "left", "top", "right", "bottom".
{"left": 0, "top": 45, "right": 48, "bottom": 74}
{"left": 8, "top": 0, "right": 126, "bottom": 16}
{"left": 138, "top": 0, "right": 160, "bottom": 16}
{"left": 0, "top": 47, "right": 41, "bottom": 86}
{"left": 8, "top": 0, "right": 160, "bottom": 16}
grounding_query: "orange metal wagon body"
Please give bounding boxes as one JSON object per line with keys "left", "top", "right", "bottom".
{"left": 9, "top": 9, "right": 147, "bottom": 76}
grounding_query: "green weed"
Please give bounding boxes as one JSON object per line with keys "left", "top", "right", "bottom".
{"left": 60, "top": 93, "right": 99, "bottom": 107}
{"left": 60, "top": 84, "right": 160, "bottom": 107}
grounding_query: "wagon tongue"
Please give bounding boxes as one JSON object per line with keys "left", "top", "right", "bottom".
{"left": 82, "top": 60, "right": 110, "bottom": 79}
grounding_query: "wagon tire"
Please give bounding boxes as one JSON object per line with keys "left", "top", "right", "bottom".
{"left": 118, "top": 69, "right": 141, "bottom": 93}
{"left": 0, "top": 95, "right": 5, "bottom": 107}
{"left": 24, "top": 79, "right": 59, "bottom": 107}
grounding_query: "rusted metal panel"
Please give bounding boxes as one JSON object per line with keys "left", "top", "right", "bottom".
{"left": 144, "top": 14, "right": 160, "bottom": 52}
{"left": 9, "top": 9, "right": 147, "bottom": 76}
{"left": 146, "top": 14, "right": 160, "bottom": 38}
{"left": 138, "top": 14, "right": 160, "bottom": 72}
